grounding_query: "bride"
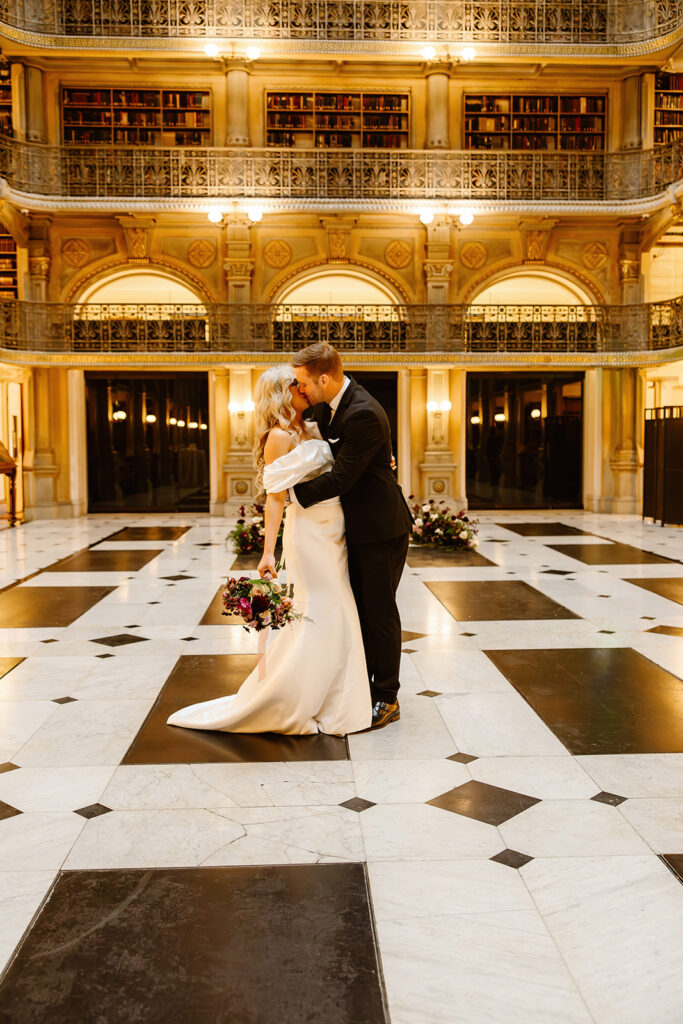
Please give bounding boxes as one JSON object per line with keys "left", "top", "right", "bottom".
{"left": 167, "top": 364, "right": 372, "bottom": 736}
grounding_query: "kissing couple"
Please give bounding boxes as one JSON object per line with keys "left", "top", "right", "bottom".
{"left": 168, "top": 342, "right": 414, "bottom": 736}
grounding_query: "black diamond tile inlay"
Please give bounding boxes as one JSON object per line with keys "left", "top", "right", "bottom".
{"left": 74, "top": 803, "right": 112, "bottom": 819}
{"left": 92, "top": 634, "right": 148, "bottom": 648}
{"left": 591, "top": 790, "right": 627, "bottom": 806}
{"left": 125, "top": 624, "right": 140, "bottom": 629}
{"left": 541, "top": 570, "right": 571, "bottom": 575}
{"left": 417, "top": 690, "right": 442, "bottom": 698}
{"left": 52, "top": 696, "right": 77, "bottom": 705}
{"left": 0, "top": 799, "right": 22, "bottom": 821}
{"left": 95, "top": 653, "right": 115, "bottom": 659}
{"left": 181, "top": 637, "right": 198, "bottom": 642}
{"left": 461, "top": 632, "right": 477, "bottom": 637}
{"left": 428, "top": 780, "right": 540, "bottom": 825}
{"left": 40, "top": 638, "right": 59, "bottom": 644}
{"left": 0, "top": 762, "right": 19, "bottom": 774}
{"left": 148, "top": 601, "right": 161, "bottom": 605}
{"left": 647, "top": 625, "right": 683, "bottom": 638}
{"left": 490, "top": 849, "right": 534, "bottom": 869}
{"left": 599, "top": 630, "right": 615, "bottom": 634}
{"left": 161, "top": 575, "right": 196, "bottom": 582}
{"left": 339, "top": 797, "right": 376, "bottom": 813}
{"left": 401, "top": 630, "right": 426, "bottom": 643}
{"left": 660, "top": 854, "right": 683, "bottom": 884}
{"left": 447, "top": 753, "right": 478, "bottom": 764}
{"left": 402, "top": 648, "right": 416, "bottom": 654}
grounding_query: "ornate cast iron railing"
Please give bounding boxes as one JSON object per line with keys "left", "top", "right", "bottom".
{"left": 1, "top": 138, "right": 682, "bottom": 203}
{"left": 1, "top": 300, "right": 681, "bottom": 355}
{"left": 1, "top": 1, "right": 681, "bottom": 46}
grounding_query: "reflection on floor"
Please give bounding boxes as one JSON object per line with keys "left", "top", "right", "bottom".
{"left": 0, "top": 511, "right": 682, "bottom": 1024}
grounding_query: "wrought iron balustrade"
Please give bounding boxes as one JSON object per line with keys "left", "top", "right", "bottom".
{"left": 1, "top": 299, "right": 681, "bottom": 355}
{"left": 1, "top": 139, "right": 682, "bottom": 203}
{"left": 0, "top": 0, "right": 681, "bottom": 46}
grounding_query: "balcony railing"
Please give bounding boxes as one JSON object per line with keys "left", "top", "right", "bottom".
{"left": 1, "top": 1, "right": 681, "bottom": 46}
{"left": 1, "top": 300, "right": 681, "bottom": 355}
{"left": 2, "top": 139, "right": 682, "bottom": 204}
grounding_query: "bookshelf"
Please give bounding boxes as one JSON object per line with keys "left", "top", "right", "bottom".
{"left": 0, "top": 61, "right": 11, "bottom": 136}
{"left": 0, "top": 234, "right": 18, "bottom": 300}
{"left": 464, "top": 94, "right": 606, "bottom": 151}
{"left": 655, "top": 72, "right": 683, "bottom": 146}
{"left": 61, "top": 87, "right": 212, "bottom": 146}
{"left": 266, "top": 91, "right": 409, "bottom": 148}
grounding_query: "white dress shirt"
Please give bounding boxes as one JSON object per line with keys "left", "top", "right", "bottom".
{"left": 328, "top": 376, "right": 351, "bottom": 422}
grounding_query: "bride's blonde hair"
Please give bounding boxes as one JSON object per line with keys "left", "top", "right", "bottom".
{"left": 252, "top": 364, "right": 302, "bottom": 493}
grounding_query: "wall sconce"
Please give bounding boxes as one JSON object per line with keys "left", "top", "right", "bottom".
{"left": 419, "top": 210, "right": 434, "bottom": 226}
{"left": 422, "top": 46, "right": 436, "bottom": 60}
{"left": 188, "top": 421, "right": 199, "bottom": 430}
{"left": 246, "top": 46, "right": 261, "bottom": 60}
{"left": 112, "top": 405, "right": 126, "bottom": 422}
{"left": 494, "top": 412, "right": 506, "bottom": 423}
{"left": 176, "top": 419, "right": 186, "bottom": 427}
{"left": 461, "top": 47, "right": 476, "bottom": 62}
{"left": 169, "top": 416, "right": 177, "bottom": 426}
{"left": 199, "top": 423, "right": 208, "bottom": 431}
{"left": 459, "top": 210, "right": 474, "bottom": 226}
{"left": 228, "top": 400, "right": 255, "bottom": 414}
{"left": 145, "top": 413, "right": 156, "bottom": 424}
{"left": 530, "top": 408, "right": 542, "bottom": 419}
{"left": 247, "top": 208, "right": 263, "bottom": 223}
{"left": 470, "top": 414, "right": 481, "bottom": 425}
{"left": 207, "top": 208, "right": 223, "bottom": 224}
{"left": 204, "top": 43, "right": 219, "bottom": 58}
{"left": 426, "top": 399, "right": 451, "bottom": 445}
{"left": 427, "top": 400, "right": 451, "bottom": 413}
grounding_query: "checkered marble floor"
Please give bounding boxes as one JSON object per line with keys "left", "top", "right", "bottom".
{"left": 0, "top": 511, "right": 682, "bottom": 1023}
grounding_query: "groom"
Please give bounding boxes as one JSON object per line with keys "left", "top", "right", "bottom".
{"left": 292, "top": 343, "right": 413, "bottom": 729}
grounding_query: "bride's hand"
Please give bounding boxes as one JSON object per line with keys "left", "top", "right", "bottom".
{"left": 258, "top": 553, "right": 278, "bottom": 580}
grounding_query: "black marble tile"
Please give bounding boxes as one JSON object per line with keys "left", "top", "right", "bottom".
{"left": 40, "top": 638, "right": 59, "bottom": 644}
{"left": 428, "top": 780, "right": 539, "bottom": 825}
{"left": 548, "top": 542, "right": 674, "bottom": 565}
{"left": 95, "top": 653, "right": 115, "bottom": 659}
{"left": 0, "top": 864, "right": 388, "bottom": 1024}
{"left": 52, "top": 696, "right": 77, "bottom": 705}
{"left": 91, "top": 634, "right": 148, "bottom": 648}
{"left": 660, "top": 854, "right": 683, "bottom": 884}
{"left": 160, "top": 574, "right": 196, "bottom": 582}
{"left": 74, "top": 803, "right": 112, "bottom": 819}
{"left": 541, "top": 569, "right": 571, "bottom": 575}
{"left": 406, "top": 547, "right": 495, "bottom": 568}
{"left": 426, "top": 580, "right": 579, "bottom": 621}
{"left": 230, "top": 544, "right": 282, "bottom": 571}
{"left": 340, "top": 797, "right": 376, "bottom": 812}
{"left": 401, "top": 630, "right": 426, "bottom": 643}
{"left": 0, "top": 586, "right": 115, "bottom": 628}
{"left": 487, "top": 647, "right": 683, "bottom": 754}
{"left": 447, "top": 752, "right": 478, "bottom": 764}
{"left": 0, "top": 799, "right": 21, "bottom": 821}
{"left": 417, "top": 689, "right": 442, "bottom": 697}
{"left": 647, "top": 625, "right": 683, "bottom": 638}
{"left": 625, "top": 578, "right": 683, "bottom": 606}
{"left": 45, "top": 549, "right": 164, "bottom": 573}
{"left": 200, "top": 586, "right": 242, "bottom": 625}
{"left": 124, "top": 654, "right": 348, "bottom": 764}
{"left": 0, "top": 762, "right": 19, "bottom": 773}
{"left": 107, "top": 526, "right": 190, "bottom": 541}
{"left": 490, "top": 849, "right": 534, "bottom": 869}
{"left": 499, "top": 523, "right": 592, "bottom": 537}
{"left": 591, "top": 791, "right": 626, "bottom": 806}
{"left": 0, "top": 657, "right": 23, "bottom": 680}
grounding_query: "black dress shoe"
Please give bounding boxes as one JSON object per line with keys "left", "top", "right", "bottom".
{"left": 371, "top": 700, "right": 400, "bottom": 729}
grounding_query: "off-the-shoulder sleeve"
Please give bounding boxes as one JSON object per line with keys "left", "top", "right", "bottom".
{"left": 263, "top": 439, "right": 334, "bottom": 493}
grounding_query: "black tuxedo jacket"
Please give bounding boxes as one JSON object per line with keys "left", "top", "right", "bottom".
{"left": 294, "top": 377, "right": 413, "bottom": 545}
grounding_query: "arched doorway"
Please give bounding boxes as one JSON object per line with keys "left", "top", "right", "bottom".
{"left": 80, "top": 269, "right": 210, "bottom": 513}
{"left": 466, "top": 269, "right": 588, "bottom": 509}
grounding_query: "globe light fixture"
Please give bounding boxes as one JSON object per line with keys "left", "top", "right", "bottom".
{"left": 145, "top": 413, "right": 156, "bottom": 423}
{"left": 199, "top": 423, "right": 208, "bottom": 430}
{"left": 246, "top": 46, "right": 261, "bottom": 61}
{"left": 530, "top": 408, "right": 542, "bottom": 419}
{"left": 204, "top": 43, "right": 219, "bottom": 58}
{"left": 494, "top": 412, "right": 507, "bottom": 422}
{"left": 169, "top": 416, "right": 177, "bottom": 425}
{"left": 440, "top": 400, "right": 452, "bottom": 412}
{"left": 426, "top": 400, "right": 438, "bottom": 412}
{"left": 189, "top": 421, "right": 199, "bottom": 429}
{"left": 207, "top": 208, "right": 223, "bottom": 224}
{"left": 244, "top": 399, "right": 255, "bottom": 412}
{"left": 176, "top": 419, "right": 186, "bottom": 427}
{"left": 470, "top": 414, "right": 481, "bottom": 425}
{"left": 459, "top": 210, "right": 474, "bottom": 225}
{"left": 419, "top": 210, "right": 434, "bottom": 225}
{"left": 422, "top": 46, "right": 436, "bottom": 61}
{"left": 461, "top": 47, "right": 476, "bottom": 62}
{"left": 247, "top": 207, "right": 263, "bottom": 223}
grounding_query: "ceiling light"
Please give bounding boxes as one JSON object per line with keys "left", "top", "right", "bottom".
{"left": 419, "top": 210, "right": 434, "bottom": 225}
{"left": 422, "top": 46, "right": 436, "bottom": 61}
{"left": 199, "top": 423, "right": 208, "bottom": 430}
{"left": 530, "top": 408, "right": 542, "bottom": 419}
{"left": 470, "top": 414, "right": 481, "bottom": 425}
{"left": 207, "top": 208, "right": 223, "bottom": 224}
{"left": 169, "top": 416, "right": 177, "bottom": 425}
{"left": 459, "top": 210, "right": 474, "bottom": 225}
{"left": 176, "top": 419, "right": 186, "bottom": 427}
{"left": 189, "top": 421, "right": 198, "bottom": 429}
{"left": 461, "top": 46, "right": 476, "bottom": 62}
{"left": 145, "top": 413, "right": 156, "bottom": 423}
{"left": 494, "top": 412, "right": 506, "bottom": 422}
{"left": 246, "top": 46, "right": 261, "bottom": 60}
{"left": 247, "top": 207, "right": 263, "bottom": 223}
{"left": 204, "top": 43, "right": 219, "bottom": 58}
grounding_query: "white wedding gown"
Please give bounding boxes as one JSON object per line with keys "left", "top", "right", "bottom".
{"left": 167, "top": 438, "right": 372, "bottom": 736}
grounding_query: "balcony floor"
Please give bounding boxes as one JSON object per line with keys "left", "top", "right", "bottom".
{"left": 0, "top": 510, "right": 682, "bottom": 1023}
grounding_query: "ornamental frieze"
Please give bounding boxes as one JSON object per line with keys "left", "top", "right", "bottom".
{"left": 460, "top": 242, "right": 487, "bottom": 270}
{"left": 263, "top": 239, "right": 293, "bottom": 269}
{"left": 187, "top": 239, "right": 217, "bottom": 269}
{"left": 384, "top": 240, "right": 412, "bottom": 270}
{"left": 61, "top": 238, "right": 90, "bottom": 268}
{"left": 582, "top": 241, "right": 609, "bottom": 270}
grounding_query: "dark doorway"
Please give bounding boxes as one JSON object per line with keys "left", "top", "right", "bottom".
{"left": 86, "top": 373, "right": 209, "bottom": 513}
{"left": 353, "top": 371, "right": 397, "bottom": 454}
{"left": 466, "top": 372, "right": 583, "bottom": 509}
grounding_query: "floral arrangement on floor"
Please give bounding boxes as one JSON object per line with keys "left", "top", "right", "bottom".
{"left": 408, "top": 498, "right": 479, "bottom": 549}
{"left": 222, "top": 576, "right": 303, "bottom": 632}
{"left": 227, "top": 503, "right": 283, "bottom": 555}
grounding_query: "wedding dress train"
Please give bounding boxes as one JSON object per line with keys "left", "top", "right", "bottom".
{"left": 167, "top": 438, "right": 372, "bottom": 736}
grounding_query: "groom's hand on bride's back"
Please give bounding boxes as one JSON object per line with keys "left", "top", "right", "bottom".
{"left": 257, "top": 553, "right": 278, "bottom": 579}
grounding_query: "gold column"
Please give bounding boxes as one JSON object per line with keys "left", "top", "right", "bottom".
{"left": 225, "top": 60, "right": 251, "bottom": 146}
{"left": 419, "top": 367, "right": 457, "bottom": 500}
{"left": 224, "top": 367, "right": 257, "bottom": 506}
{"left": 425, "top": 65, "right": 450, "bottom": 149}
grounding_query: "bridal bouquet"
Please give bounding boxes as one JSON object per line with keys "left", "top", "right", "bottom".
{"left": 222, "top": 576, "right": 303, "bottom": 632}
{"left": 408, "top": 498, "right": 479, "bottom": 550}
{"left": 228, "top": 503, "right": 284, "bottom": 555}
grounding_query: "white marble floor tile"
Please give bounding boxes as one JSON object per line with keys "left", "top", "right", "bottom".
{"left": 411, "top": 648, "right": 513, "bottom": 694}
{"left": 436, "top": 692, "right": 567, "bottom": 756}
{"left": 352, "top": 758, "right": 470, "bottom": 804}
{"left": 205, "top": 805, "right": 365, "bottom": 864}
{"left": 14, "top": 699, "right": 153, "bottom": 767}
{"left": 469, "top": 756, "right": 599, "bottom": 800}
{"left": 0, "top": 702, "right": 58, "bottom": 761}
{"left": 0, "top": 871, "right": 56, "bottom": 973}
{"left": 576, "top": 754, "right": 683, "bottom": 797}
{"left": 500, "top": 799, "right": 651, "bottom": 858}
{"left": 347, "top": 696, "right": 456, "bottom": 761}
{"left": 0, "top": 812, "right": 86, "bottom": 870}
{"left": 0, "top": 766, "right": 114, "bottom": 812}
{"left": 522, "top": 855, "right": 683, "bottom": 1024}
{"left": 617, "top": 798, "right": 683, "bottom": 852}
{"left": 360, "top": 803, "right": 502, "bottom": 861}
{"left": 0, "top": 657, "right": 97, "bottom": 701}
{"left": 64, "top": 808, "right": 246, "bottom": 869}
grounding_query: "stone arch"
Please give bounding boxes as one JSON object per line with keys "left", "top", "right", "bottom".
{"left": 463, "top": 262, "right": 604, "bottom": 306}
{"left": 266, "top": 259, "right": 411, "bottom": 305}
{"left": 65, "top": 258, "right": 213, "bottom": 306}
